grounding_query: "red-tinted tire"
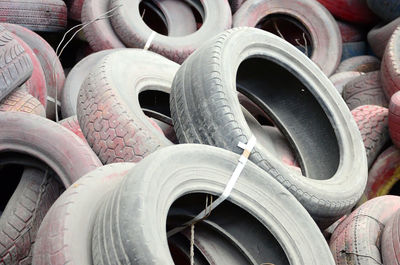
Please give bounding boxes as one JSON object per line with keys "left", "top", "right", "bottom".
{"left": 336, "top": 20, "right": 365, "bottom": 43}
{"left": 58, "top": 115, "right": 86, "bottom": 142}
{"left": 12, "top": 34, "right": 47, "bottom": 108}
{"left": 381, "top": 208, "right": 400, "bottom": 265}
{"left": 0, "top": 87, "right": 45, "bottom": 117}
{"left": 0, "top": 112, "right": 102, "bottom": 186}
{"left": 66, "top": 0, "right": 84, "bottom": 21}
{"left": 330, "top": 195, "right": 400, "bottom": 265}
{"left": 368, "top": 17, "right": 400, "bottom": 59}
{"left": 335, "top": 55, "right": 380, "bottom": 74}
{"left": 1, "top": 23, "right": 65, "bottom": 120}
{"left": 32, "top": 163, "right": 134, "bottom": 265}
{"left": 351, "top": 105, "right": 389, "bottom": 168}
{"left": 316, "top": 0, "right": 378, "bottom": 24}
{"left": 233, "top": 0, "right": 342, "bottom": 76}
{"left": 389, "top": 91, "right": 400, "bottom": 147}
{"left": 0, "top": 0, "right": 67, "bottom": 32}
{"left": 329, "top": 71, "right": 363, "bottom": 94}
{"left": 381, "top": 26, "right": 400, "bottom": 100}
{"left": 343, "top": 71, "right": 388, "bottom": 110}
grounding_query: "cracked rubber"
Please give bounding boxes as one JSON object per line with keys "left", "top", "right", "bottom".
{"left": 170, "top": 28, "right": 367, "bottom": 225}
{"left": 32, "top": 163, "right": 134, "bottom": 265}
{"left": 335, "top": 56, "right": 380, "bottom": 74}
{"left": 0, "top": 87, "right": 46, "bottom": 117}
{"left": 0, "top": 0, "right": 67, "bottom": 32}
{"left": 58, "top": 116, "right": 86, "bottom": 142}
{"left": 77, "top": 49, "right": 176, "bottom": 164}
{"left": 381, "top": 26, "right": 400, "bottom": 100}
{"left": 351, "top": 105, "right": 389, "bottom": 168}
{"left": 381, "top": 208, "right": 400, "bottom": 265}
{"left": 389, "top": 91, "right": 400, "bottom": 148}
{"left": 343, "top": 71, "right": 388, "bottom": 110}
{"left": 330, "top": 195, "right": 400, "bottom": 265}
{"left": 0, "top": 167, "right": 63, "bottom": 265}
{"left": 91, "top": 144, "right": 335, "bottom": 265}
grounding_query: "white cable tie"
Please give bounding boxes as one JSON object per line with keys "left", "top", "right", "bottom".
{"left": 144, "top": 31, "right": 156, "bottom": 50}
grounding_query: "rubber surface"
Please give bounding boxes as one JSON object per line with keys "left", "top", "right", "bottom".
{"left": 367, "top": 0, "right": 400, "bottom": 22}
{"left": 329, "top": 71, "right": 362, "bottom": 95}
{"left": 0, "top": 87, "right": 46, "bottom": 117}
{"left": 0, "top": 0, "right": 67, "bottom": 32}
{"left": 381, "top": 208, "right": 400, "bottom": 265}
{"left": 330, "top": 195, "right": 400, "bottom": 265}
{"left": 351, "top": 105, "right": 389, "bottom": 168}
{"left": 233, "top": 0, "right": 342, "bottom": 76}
{"left": 336, "top": 20, "right": 365, "bottom": 43}
{"left": 77, "top": 49, "right": 176, "bottom": 164}
{"left": 341, "top": 41, "right": 367, "bottom": 61}
{"left": 0, "top": 112, "right": 102, "bottom": 186}
{"left": 170, "top": 28, "right": 367, "bottom": 224}
{"left": 381, "top": 26, "right": 400, "bottom": 100}
{"left": 91, "top": 144, "right": 335, "bottom": 265}
{"left": 0, "top": 167, "right": 63, "bottom": 265}
{"left": 58, "top": 115, "right": 86, "bottom": 142}
{"left": 343, "top": 71, "right": 388, "bottom": 110}
{"left": 32, "top": 163, "right": 134, "bottom": 265}
{"left": 368, "top": 17, "right": 400, "bottom": 59}
{"left": 389, "top": 91, "right": 400, "bottom": 148}
{"left": 66, "top": 0, "right": 84, "bottom": 21}
{"left": 336, "top": 55, "right": 380, "bottom": 73}
{"left": 109, "top": 0, "right": 232, "bottom": 63}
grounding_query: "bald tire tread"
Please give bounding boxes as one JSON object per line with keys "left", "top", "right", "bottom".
{"left": 0, "top": 87, "right": 45, "bottom": 117}
{"left": 381, "top": 208, "right": 400, "bottom": 265}
{"left": 351, "top": 105, "right": 389, "bottom": 168}
{"left": 0, "top": 0, "right": 67, "bottom": 32}
{"left": 0, "top": 167, "right": 63, "bottom": 265}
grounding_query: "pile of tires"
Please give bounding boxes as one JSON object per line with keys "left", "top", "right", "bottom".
{"left": 0, "top": 0, "right": 399, "bottom": 264}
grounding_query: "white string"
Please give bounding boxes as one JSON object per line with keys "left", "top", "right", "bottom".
{"left": 144, "top": 31, "right": 156, "bottom": 50}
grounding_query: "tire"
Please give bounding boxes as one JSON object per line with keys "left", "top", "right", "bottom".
{"left": 335, "top": 55, "right": 380, "bottom": 74}
{"left": 390, "top": 91, "right": 400, "bottom": 148}
{"left": 2, "top": 23, "right": 65, "bottom": 120}
{"left": 229, "top": 0, "right": 245, "bottom": 13}
{"left": 316, "top": 0, "right": 377, "bottom": 24}
{"left": 336, "top": 20, "right": 365, "bottom": 43}
{"left": 0, "top": 0, "right": 67, "bottom": 32}
{"left": 0, "top": 112, "right": 102, "bottom": 186}
{"left": 368, "top": 17, "right": 400, "bottom": 59}
{"left": 351, "top": 105, "right": 389, "bottom": 168}
{"left": 233, "top": 0, "right": 342, "bottom": 76}
{"left": 61, "top": 49, "right": 118, "bottom": 118}
{"left": 66, "top": 0, "right": 84, "bottom": 21}
{"left": 0, "top": 167, "right": 63, "bottom": 265}
{"left": 109, "top": 0, "right": 232, "bottom": 63}
{"left": 0, "top": 25, "right": 32, "bottom": 101}
{"left": 381, "top": 208, "right": 400, "bottom": 265}
{"left": 343, "top": 71, "right": 388, "bottom": 110}
{"left": 77, "top": 49, "right": 176, "bottom": 164}
{"left": 32, "top": 163, "right": 134, "bottom": 265}
{"left": 329, "top": 71, "right": 363, "bottom": 94}
{"left": 0, "top": 87, "right": 46, "bottom": 117}
{"left": 170, "top": 28, "right": 367, "bottom": 224}
{"left": 381, "top": 26, "right": 400, "bottom": 100}
{"left": 367, "top": 0, "right": 400, "bottom": 22}
{"left": 91, "top": 144, "right": 335, "bottom": 265}
{"left": 58, "top": 115, "right": 86, "bottom": 142}
{"left": 341, "top": 41, "right": 367, "bottom": 61}
{"left": 330, "top": 195, "right": 400, "bottom": 265}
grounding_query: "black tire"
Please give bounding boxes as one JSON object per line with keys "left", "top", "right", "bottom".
{"left": 0, "top": 0, "right": 67, "bottom": 32}
{"left": 91, "top": 144, "right": 335, "bottom": 265}
{"left": 170, "top": 28, "right": 367, "bottom": 224}
{"left": 0, "top": 25, "right": 32, "bottom": 101}
{"left": 0, "top": 167, "right": 63, "bottom": 264}
{"left": 32, "top": 163, "right": 134, "bottom": 265}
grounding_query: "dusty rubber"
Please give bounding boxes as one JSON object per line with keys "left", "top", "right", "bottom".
{"left": 343, "top": 71, "right": 388, "bottom": 110}
{"left": 58, "top": 115, "right": 86, "bottom": 142}
{"left": 170, "top": 28, "right": 367, "bottom": 224}
{"left": 351, "top": 105, "right": 390, "bottom": 168}
{"left": 2, "top": 23, "right": 65, "bottom": 120}
{"left": 233, "top": 0, "right": 342, "bottom": 76}
{"left": 77, "top": 49, "right": 176, "bottom": 164}
{"left": 389, "top": 91, "right": 400, "bottom": 148}
{"left": 329, "top": 71, "right": 363, "bottom": 94}
{"left": 336, "top": 20, "right": 365, "bottom": 43}
{"left": 341, "top": 41, "right": 367, "bottom": 61}
{"left": 0, "top": 112, "right": 102, "bottom": 186}
{"left": 0, "top": 87, "right": 46, "bottom": 117}
{"left": 336, "top": 55, "right": 380, "bottom": 74}
{"left": 330, "top": 195, "right": 400, "bottom": 265}
{"left": 0, "top": 167, "right": 63, "bottom": 265}
{"left": 381, "top": 208, "right": 400, "bottom": 265}
{"left": 91, "top": 144, "right": 335, "bottom": 265}
{"left": 32, "top": 163, "right": 134, "bottom": 265}
{"left": 0, "top": 0, "right": 67, "bottom": 32}
{"left": 368, "top": 17, "right": 400, "bottom": 59}
{"left": 381, "top": 26, "right": 400, "bottom": 100}
{"left": 367, "top": 0, "right": 400, "bottom": 22}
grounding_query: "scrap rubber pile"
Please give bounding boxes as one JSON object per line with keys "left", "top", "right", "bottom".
{"left": 0, "top": 0, "right": 399, "bottom": 264}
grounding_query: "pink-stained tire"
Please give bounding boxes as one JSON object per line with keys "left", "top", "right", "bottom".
{"left": 381, "top": 208, "right": 400, "bottom": 265}
{"left": 65, "top": 0, "right": 84, "bottom": 21}
{"left": 58, "top": 115, "right": 86, "bottom": 142}
{"left": 389, "top": 91, "right": 400, "bottom": 148}
{"left": 0, "top": 87, "right": 46, "bottom": 117}
{"left": 337, "top": 20, "right": 365, "bottom": 43}
{"left": 381, "top": 26, "right": 400, "bottom": 100}
{"left": 368, "top": 17, "right": 400, "bottom": 59}
{"left": 335, "top": 55, "right": 380, "bottom": 74}
{"left": 329, "top": 71, "right": 363, "bottom": 94}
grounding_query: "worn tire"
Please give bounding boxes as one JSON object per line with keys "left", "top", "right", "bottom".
{"left": 316, "top": 0, "right": 377, "bottom": 24}
{"left": 32, "top": 163, "right": 134, "bottom": 265}
{"left": 66, "top": 0, "right": 84, "bottom": 21}
{"left": 329, "top": 71, "right": 363, "bottom": 94}
{"left": 381, "top": 208, "right": 400, "bottom": 265}
{"left": 367, "top": 0, "right": 400, "bottom": 22}
{"left": 77, "top": 49, "right": 176, "bottom": 164}
{"left": 91, "top": 144, "right": 335, "bottom": 265}
{"left": 0, "top": 0, "right": 67, "bottom": 32}
{"left": 58, "top": 116, "right": 86, "bottom": 142}
{"left": 337, "top": 20, "right": 365, "bottom": 43}
{"left": 368, "top": 17, "right": 400, "bottom": 59}
{"left": 0, "top": 167, "right": 63, "bottom": 265}
{"left": 2, "top": 23, "right": 65, "bottom": 120}
{"left": 109, "top": 0, "right": 231, "bottom": 63}
{"left": 381, "top": 26, "right": 400, "bottom": 100}
{"left": 0, "top": 87, "right": 46, "bottom": 116}
{"left": 389, "top": 91, "right": 400, "bottom": 148}
{"left": 233, "top": 0, "right": 342, "bottom": 76}
{"left": 0, "top": 112, "right": 102, "bottom": 186}
{"left": 341, "top": 41, "right": 367, "bottom": 61}
{"left": 336, "top": 55, "right": 380, "bottom": 74}
{"left": 351, "top": 105, "right": 390, "bottom": 168}
{"left": 343, "top": 71, "right": 388, "bottom": 110}
{"left": 170, "top": 28, "right": 367, "bottom": 224}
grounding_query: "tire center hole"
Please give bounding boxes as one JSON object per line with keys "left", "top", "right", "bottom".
{"left": 139, "top": 0, "right": 169, "bottom": 36}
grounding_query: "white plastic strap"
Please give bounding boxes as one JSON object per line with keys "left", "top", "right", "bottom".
{"left": 144, "top": 31, "right": 156, "bottom": 50}
{"left": 47, "top": 96, "right": 61, "bottom": 107}
{"left": 167, "top": 136, "right": 257, "bottom": 237}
